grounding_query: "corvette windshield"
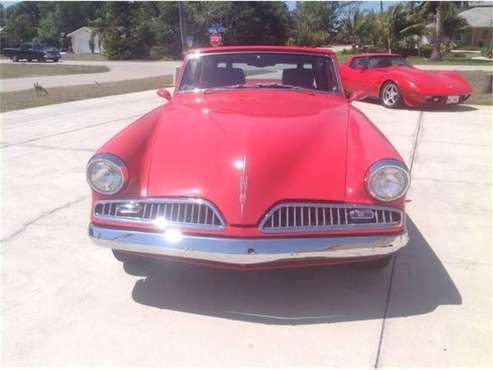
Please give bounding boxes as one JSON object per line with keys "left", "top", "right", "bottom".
{"left": 179, "top": 52, "right": 341, "bottom": 94}
{"left": 369, "top": 56, "right": 411, "bottom": 68}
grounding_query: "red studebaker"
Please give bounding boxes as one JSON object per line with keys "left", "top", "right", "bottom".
{"left": 340, "top": 53, "right": 472, "bottom": 108}
{"left": 87, "top": 46, "right": 410, "bottom": 270}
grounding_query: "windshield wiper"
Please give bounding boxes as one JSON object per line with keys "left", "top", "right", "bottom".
{"left": 204, "top": 84, "right": 249, "bottom": 94}
{"left": 255, "top": 83, "right": 315, "bottom": 94}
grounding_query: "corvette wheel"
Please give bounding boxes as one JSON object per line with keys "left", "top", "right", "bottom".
{"left": 381, "top": 82, "right": 402, "bottom": 108}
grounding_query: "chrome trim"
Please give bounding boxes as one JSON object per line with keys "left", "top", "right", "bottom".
{"left": 86, "top": 153, "right": 127, "bottom": 195}
{"left": 89, "top": 223, "right": 408, "bottom": 265}
{"left": 93, "top": 198, "right": 225, "bottom": 230}
{"left": 259, "top": 202, "right": 403, "bottom": 233}
{"left": 365, "top": 159, "right": 411, "bottom": 202}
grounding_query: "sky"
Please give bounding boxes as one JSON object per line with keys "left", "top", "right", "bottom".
{"left": 285, "top": 1, "right": 399, "bottom": 11}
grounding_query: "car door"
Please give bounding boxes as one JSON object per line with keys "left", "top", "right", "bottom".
{"left": 343, "top": 57, "right": 369, "bottom": 93}
{"left": 18, "top": 43, "right": 31, "bottom": 60}
{"left": 366, "top": 57, "right": 392, "bottom": 97}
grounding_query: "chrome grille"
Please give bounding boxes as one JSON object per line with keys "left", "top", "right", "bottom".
{"left": 260, "top": 202, "right": 402, "bottom": 233}
{"left": 94, "top": 198, "right": 225, "bottom": 230}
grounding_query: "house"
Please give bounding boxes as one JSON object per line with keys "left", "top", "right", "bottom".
{"left": 455, "top": 2, "right": 493, "bottom": 47}
{"left": 421, "top": 2, "right": 492, "bottom": 48}
{"left": 67, "top": 27, "right": 103, "bottom": 54}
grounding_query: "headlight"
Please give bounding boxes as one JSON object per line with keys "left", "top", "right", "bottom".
{"left": 366, "top": 159, "right": 410, "bottom": 201}
{"left": 87, "top": 153, "right": 127, "bottom": 195}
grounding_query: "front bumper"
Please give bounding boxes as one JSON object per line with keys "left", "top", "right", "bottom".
{"left": 88, "top": 223, "right": 408, "bottom": 266}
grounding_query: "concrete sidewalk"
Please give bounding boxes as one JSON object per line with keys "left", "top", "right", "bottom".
{"left": 1, "top": 92, "right": 491, "bottom": 367}
{"left": 0, "top": 59, "right": 181, "bottom": 92}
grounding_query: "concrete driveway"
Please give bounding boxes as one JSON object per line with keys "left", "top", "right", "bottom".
{"left": 0, "top": 59, "right": 181, "bottom": 92}
{"left": 1, "top": 92, "right": 491, "bottom": 367}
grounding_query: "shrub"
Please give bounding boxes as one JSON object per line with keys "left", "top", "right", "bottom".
{"left": 481, "top": 46, "right": 493, "bottom": 59}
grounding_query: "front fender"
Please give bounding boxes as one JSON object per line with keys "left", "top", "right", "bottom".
{"left": 92, "top": 104, "right": 166, "bottom": 201}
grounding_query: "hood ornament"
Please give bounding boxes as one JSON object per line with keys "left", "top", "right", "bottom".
{"left": 238, "top": 155, "right": 248, "bottom": 217}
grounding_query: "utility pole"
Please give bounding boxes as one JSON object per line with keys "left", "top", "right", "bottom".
{"left": 178, "top": 2, "right": 188, "bottom": 54}
{"left": 380, "top": 1, "right": 383, "bottom": 13}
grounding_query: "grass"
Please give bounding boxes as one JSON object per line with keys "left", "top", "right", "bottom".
{"left": 60, "top": 52, "right": 109, "bottom": 61}
{"left": 335, "top": 50, "right": 493, "bottom": 65}
{"left": 457, "top": 71, "right": 493, "bottom": 105}
{"left": 407, "top": 55, "right": 493, "bottom": 65}
{"left": 0, "top": 74, "right": 173, "bottom": 112}
{"left": 0, "top": 63, "right": 110, "bottom": 79}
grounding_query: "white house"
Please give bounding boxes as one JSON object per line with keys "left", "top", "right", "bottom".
{"left": 67, "top": 27, "right": 103, "bottom": 54}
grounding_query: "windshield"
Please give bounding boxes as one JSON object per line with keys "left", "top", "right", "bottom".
{"left": 179, "top": 52, "right": 341, "bottom": 94}
{"left": 369, "top": 56, "right": 411, "bottom": 68}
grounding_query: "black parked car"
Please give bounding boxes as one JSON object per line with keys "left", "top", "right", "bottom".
{"left": 3, "top": 42, "right": 61, "bottom": 62}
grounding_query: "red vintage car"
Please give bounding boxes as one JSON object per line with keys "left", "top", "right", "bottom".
{"left": 340, "top": 53, "right": 472, "bottom": 108}
{"left": 87, "top": 46, "right": 410, "bottom": 271}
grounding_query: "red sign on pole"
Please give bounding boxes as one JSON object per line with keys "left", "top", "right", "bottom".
{"left": 210, "top": 32, "right": 222, "bottom": 47}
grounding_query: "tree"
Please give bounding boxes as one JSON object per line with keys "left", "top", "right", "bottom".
{"left": 291, "top": 1, "right": 353, "bottom": 46}
{"left": 340, "top": 8, "right": 370, "bottom": 50}
{"left": 381, "top": 3, "right": 424, "bottom": 53}
{"left": 419, "top": 1, "right": 443, "bottom": 61}
{"left": 38, "top": 7, "right": 62, "bottom": 46}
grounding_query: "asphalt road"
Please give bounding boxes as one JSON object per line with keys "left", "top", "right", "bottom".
{"left": 0, "top": 59, "right": 181, "bottom": 92}
{"left": 1, "top": 91, "right": 491, "bottom": 367}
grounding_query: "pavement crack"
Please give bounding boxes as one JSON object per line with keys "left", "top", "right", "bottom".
{"left": 374, "top": 110, "right": 424, "bottom": 368}
{"left": 1, "top": 114, "right": 141, "bottom": 148}
{"left": 3, "top": 143, "right": 94, "bottom": 153}
{"left": 409, "top": 111, "right": 424, "bottom": 172}
{"left": 374, "top": 256, "right": 397, "bottom": 368}
{"left": 0, "top": 195, "right": 89, "bottom": 244}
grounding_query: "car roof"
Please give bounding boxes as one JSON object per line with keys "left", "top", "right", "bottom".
{"left": 186, "top": 45, "right": 335, "bottom": 56}
{"left": 350, "top": 53, "right": 403, "bottom": 58}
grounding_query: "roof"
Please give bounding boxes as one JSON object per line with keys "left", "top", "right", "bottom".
{"left": 459, "top": 6, "right": 493, "bottom": 27}
{"left": 349, "top": 53, "right": 402, "bottom": 58}
{"left": 66, "top": 27, "right": 95, "bottom": 37}
{"left": 186, "top": 45, "right": 336, "bottom": 56}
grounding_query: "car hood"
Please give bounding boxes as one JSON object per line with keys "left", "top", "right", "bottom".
{"left": 146, "top": 90, "right": 350, "bottom": 225}
{"left": 392, "top": 66, "right": 471, "bottom": 94}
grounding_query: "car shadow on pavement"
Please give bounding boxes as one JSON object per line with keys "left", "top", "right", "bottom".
{"left": 129, "top": 217, "right": 461, "bottom": 325}
{"left": 359, "top": 97, "right": 478, "bottom": 112}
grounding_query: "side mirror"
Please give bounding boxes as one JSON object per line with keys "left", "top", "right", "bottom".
{"left": 157, "top": 88, "right": 172, "bottom": 101}
{"left": 355, "top": 64, "right": 367, "bottom": 71}
{"left": 348, "top": 90, "right": 368, "bottom": 103}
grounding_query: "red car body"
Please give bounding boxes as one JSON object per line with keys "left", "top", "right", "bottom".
{"left": 88, "top": 46, "right": 410, "bottom": 270}
{"left": 340, "top": 53, "right": 472, "bottom": 108}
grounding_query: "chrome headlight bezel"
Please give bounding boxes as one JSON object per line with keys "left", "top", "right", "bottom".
{"left": 86, "top": 153, "right": 127, "bottom": 195}
{"left": 366, "top": 159, "right": 410, "bottom": 202}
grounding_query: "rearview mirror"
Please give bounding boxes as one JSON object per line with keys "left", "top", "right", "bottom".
{"left": 348, "top": 90, "right": 367, "bottom": 103}
{"left": 157, "top": 88, "right": 172, "bottom": 101}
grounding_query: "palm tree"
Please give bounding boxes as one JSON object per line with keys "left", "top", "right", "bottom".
{"left": 381, "top": 3, "right": 424, "bottom": 53}
{"left": 340, "top": 9, "right": 369, "bottom": 50}
{"left": 419, "top": 1, "right": 443, "bottom": 61}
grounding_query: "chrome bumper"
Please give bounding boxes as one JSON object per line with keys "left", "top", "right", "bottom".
{"left": 89, "top": 223, "right": 408, "bottom": 265}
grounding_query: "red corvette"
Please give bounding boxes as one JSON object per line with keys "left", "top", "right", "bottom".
{"left": 340, "top": 53, "right": 472, "bottom": 108}
{"left": 87, "top": 46, "right": 410, "bottom": 271}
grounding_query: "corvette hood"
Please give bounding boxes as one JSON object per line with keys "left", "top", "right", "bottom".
{"left": 146, "top": 90, "right": 350, "bottom": 225}
{"left": 392, "top": 66, "right": 471, "bottom": 94}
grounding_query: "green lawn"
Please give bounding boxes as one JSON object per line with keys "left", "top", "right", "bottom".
{"left": 0, "top": 74, "right": 173, "bottom": 112}
{"left": 407, "top": 55, "right": 493, "bottom": 65}
{"left": 0, "top": 63, "right": 110, "bottom": 79}
{"left": 60, "top": 53, "right": 109, "bottom": 61}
